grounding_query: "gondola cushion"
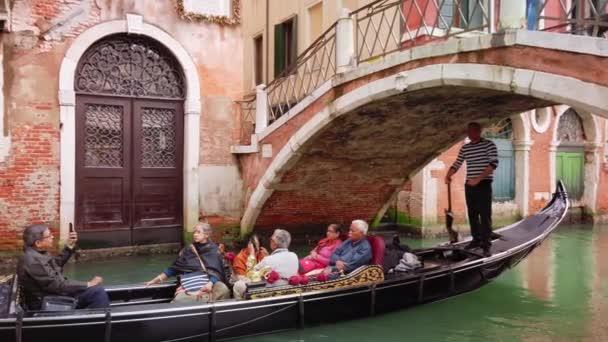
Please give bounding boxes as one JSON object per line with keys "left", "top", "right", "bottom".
{"left": 367, "top": 235, "right": 385, "bottom": 268}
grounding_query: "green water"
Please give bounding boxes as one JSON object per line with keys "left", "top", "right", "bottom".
{"left": 64, "top": 224, "right": 608, "bottom": 342}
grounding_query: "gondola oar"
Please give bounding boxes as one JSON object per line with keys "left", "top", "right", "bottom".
{"left": 445, "top": 182, "right": 460, "bottom": 244}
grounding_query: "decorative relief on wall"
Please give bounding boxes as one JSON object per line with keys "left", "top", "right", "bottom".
{"left": 530, "top": 108, "right": 552, "bottom": 134}
{"left": 176, "top": 0, "right": 240, "bottom": 25}
{"left": 557, "top": 108, "right": 586, "bottom": 144}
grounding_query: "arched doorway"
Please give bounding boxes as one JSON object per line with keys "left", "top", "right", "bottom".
{"left": 74, "top": 35, "right": 185, "bottom": 247}
{"left": 556, "top": 108, "right": 586, "bottom": 200}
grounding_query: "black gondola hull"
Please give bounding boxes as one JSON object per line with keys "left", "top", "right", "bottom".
{"left": 0, "top": 182, "right": 569, "bottom": 342}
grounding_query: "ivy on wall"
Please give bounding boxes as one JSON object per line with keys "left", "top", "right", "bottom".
{"left": 176, "top": 0, "right": 241, "bottom": 25}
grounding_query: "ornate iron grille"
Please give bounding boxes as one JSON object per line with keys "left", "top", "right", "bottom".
{"left": 483, "top": 118, "right": 513, "bottom": 140}
{"left": 75, "top": 35, "right": 185, "bottom": 99}
{"left": 558, "top": 108, "right": 586, "bottom": 143}
{"left": 84, "top": 104, "right": 124, "bottom": 168}
{"left": 141, "top": 107, "right": 177, "bottom": 168}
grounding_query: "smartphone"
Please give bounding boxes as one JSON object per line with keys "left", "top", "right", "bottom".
{"left": 69, "top": 223, "right": 75, "bottom": 233}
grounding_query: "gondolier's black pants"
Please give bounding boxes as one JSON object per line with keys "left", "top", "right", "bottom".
{"left": 465, "top": 180, "right": 493, "bottom": 248}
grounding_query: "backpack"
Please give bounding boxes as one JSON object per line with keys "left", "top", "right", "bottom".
{"left": 382, "top": 235, "right": 411, "bottom": 271}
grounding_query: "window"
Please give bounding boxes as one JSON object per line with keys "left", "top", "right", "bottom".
{"left": 253, "top": 35, "right": 264, "bottom": 86}
{"left": 274, "top": 16, "right": 297, "bottom": 77}
{"left": 308, "top": 2, "right": 323, "bottom": 44}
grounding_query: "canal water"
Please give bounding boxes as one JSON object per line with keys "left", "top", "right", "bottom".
{"left": 64, "top": 224, "right": 608, "bottom": 341}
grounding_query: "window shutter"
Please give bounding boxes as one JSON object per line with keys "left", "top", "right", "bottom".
{"left": 274, "top": 23, "right": 285, "bottom": 77}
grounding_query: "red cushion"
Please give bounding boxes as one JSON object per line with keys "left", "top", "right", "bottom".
{"left": 367, "top": 235, "right": 385, "bottom": 267}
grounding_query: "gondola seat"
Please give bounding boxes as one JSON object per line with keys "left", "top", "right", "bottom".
{"left": 367, "top": 235, "right": 385, "bottom": 268}
{"left": 245, "top": 265, "right": 385, "bottom": 300}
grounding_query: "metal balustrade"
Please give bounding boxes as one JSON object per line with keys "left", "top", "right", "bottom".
{"left": 535, "top": 0, "right": 608, "bottom": 36}
{"left": 237, "top": 0, "right": 608, "bottom": 143}
{"left": 266, "top": 23, "right": 337, "bottom": 122}
{"left": 353, "top": 0, "right": 492, "bottom": 63}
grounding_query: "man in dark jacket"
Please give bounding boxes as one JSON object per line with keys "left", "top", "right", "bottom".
{"left": 17, "top": 224, "right": 109, "bottom": 310}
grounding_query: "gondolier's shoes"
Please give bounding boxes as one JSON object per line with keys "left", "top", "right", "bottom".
{"left": 490, "top": 232, "right": 503, "bottom": 241}
{"left": 464, "top": 240, "right": 481, "bottom": 250}
{"left": 482, "top": 247, "right": 492, "bottom": 257}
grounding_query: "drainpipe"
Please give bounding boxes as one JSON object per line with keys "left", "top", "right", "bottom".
{"left": 265, "top": 0, "right": 269, "bottom": 84}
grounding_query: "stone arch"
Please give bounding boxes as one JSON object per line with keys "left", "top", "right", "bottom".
{"left": 241, "top": 63, "right": 608, "bottom": 233}
{"left": 58, "top": 16, "right": 201, "bottom": 241}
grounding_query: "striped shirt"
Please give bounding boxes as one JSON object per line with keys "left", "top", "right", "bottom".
{"left": 450, "top": 138, "right": 498, "bottom": 181}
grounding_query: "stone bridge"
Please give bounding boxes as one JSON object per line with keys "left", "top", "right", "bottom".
{"left": 233, "top": 0, "right": 608, "bottom": 234}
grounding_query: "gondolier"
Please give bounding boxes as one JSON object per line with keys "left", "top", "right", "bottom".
{"left": 445, "top": 122, "right": 498, "bottom": 257}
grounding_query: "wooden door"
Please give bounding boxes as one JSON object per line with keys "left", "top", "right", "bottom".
{"left": 131, "top": 100, "right": 183, "bottom": 245}
{"left": 556, "top": 151, "right": 584, "bottom": 200}
{"left": 75, "top": 96, "right": 183, "bottom": 247}
{"left": 490, "top": 138, "right": 515, "bottom": 202}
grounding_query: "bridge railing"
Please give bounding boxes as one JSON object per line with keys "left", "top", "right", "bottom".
{"left": 235, "top": 96, "right": 256, "bottom": 144}
{"left": 532, "top": 0, "right": 608, "bottom": 36}
{"left": 237, "top": 0, "right": 608, "bottom": 144}
{"left": 266, "top": 23, "right": 338, "bottom": 122}
{"left": 353, "top": 0, "right": 493, "bottom": 64}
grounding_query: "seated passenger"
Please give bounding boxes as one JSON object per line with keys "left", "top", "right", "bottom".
{"left": 231, "top": 234, "right": 268, "bottom": 281}
{"left": 233, "top": 229, "right": 298, "bottom": 299}
{"left": 145, "top": 223, "right": 230, "bottom": 302}
{"left": 299, "top": 224, "right": 342, "bottom": 274}
{"left": 329, "top": 220, "right": 372, "bottom": 274}
{"left": 17, "top": 224, "right": 109, "bottom": 310}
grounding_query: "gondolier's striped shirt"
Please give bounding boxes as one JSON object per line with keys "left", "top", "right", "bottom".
{"left": 450, "top": 138, "right": 499, "bottom": 181}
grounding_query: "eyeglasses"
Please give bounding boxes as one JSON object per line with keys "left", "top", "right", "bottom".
{"left": 39, "top": 234, "right": 53, "bottom": 241}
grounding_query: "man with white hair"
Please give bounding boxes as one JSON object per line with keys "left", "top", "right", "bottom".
{"left": 329, "top": 220, "right": 372, "bottom": 273}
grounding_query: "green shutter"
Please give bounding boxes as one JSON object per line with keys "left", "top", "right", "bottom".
{"left": 490, "top": 139, "right": 515, "bottom": 202}
{"left": 274, "top": 23, "right": 285, "bottom": 77}
{"left": 556, "top": 151, "right": 584, "bottom": 200}
{"left": 289, "top": 15, "right": 298, "bottom": 68}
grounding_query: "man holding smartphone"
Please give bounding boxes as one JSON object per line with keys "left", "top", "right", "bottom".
{"left": 17, "top": 224, "right": 109, "bottom": 310}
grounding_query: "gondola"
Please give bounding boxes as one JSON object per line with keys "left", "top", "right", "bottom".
{"left": 0, "top": 182, "right": 568, "bottom": 342}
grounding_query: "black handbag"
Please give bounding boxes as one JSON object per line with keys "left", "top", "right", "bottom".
{"left": 40, "top": 295, "right": 77, "bottom": 311}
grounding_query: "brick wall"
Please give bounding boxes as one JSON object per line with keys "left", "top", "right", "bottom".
{"left": 0, "top": 124, "right": 59, "bottom": 250}
{"left": 0, "top": 0, "right": 244, "bottom": 250}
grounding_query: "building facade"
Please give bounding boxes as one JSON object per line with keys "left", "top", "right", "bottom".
{"left": 1, "top": 0, "right": 607, "bottom": 251}
{"left": 0, "top": 0, "right": 244, "bottom": 250}
{"left": 385, "top": 107, "right": 608, "bottom": 235}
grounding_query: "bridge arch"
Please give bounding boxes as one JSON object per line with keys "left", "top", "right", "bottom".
{"left": 241, "top": 62, "right": 608, "bottom": 234}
